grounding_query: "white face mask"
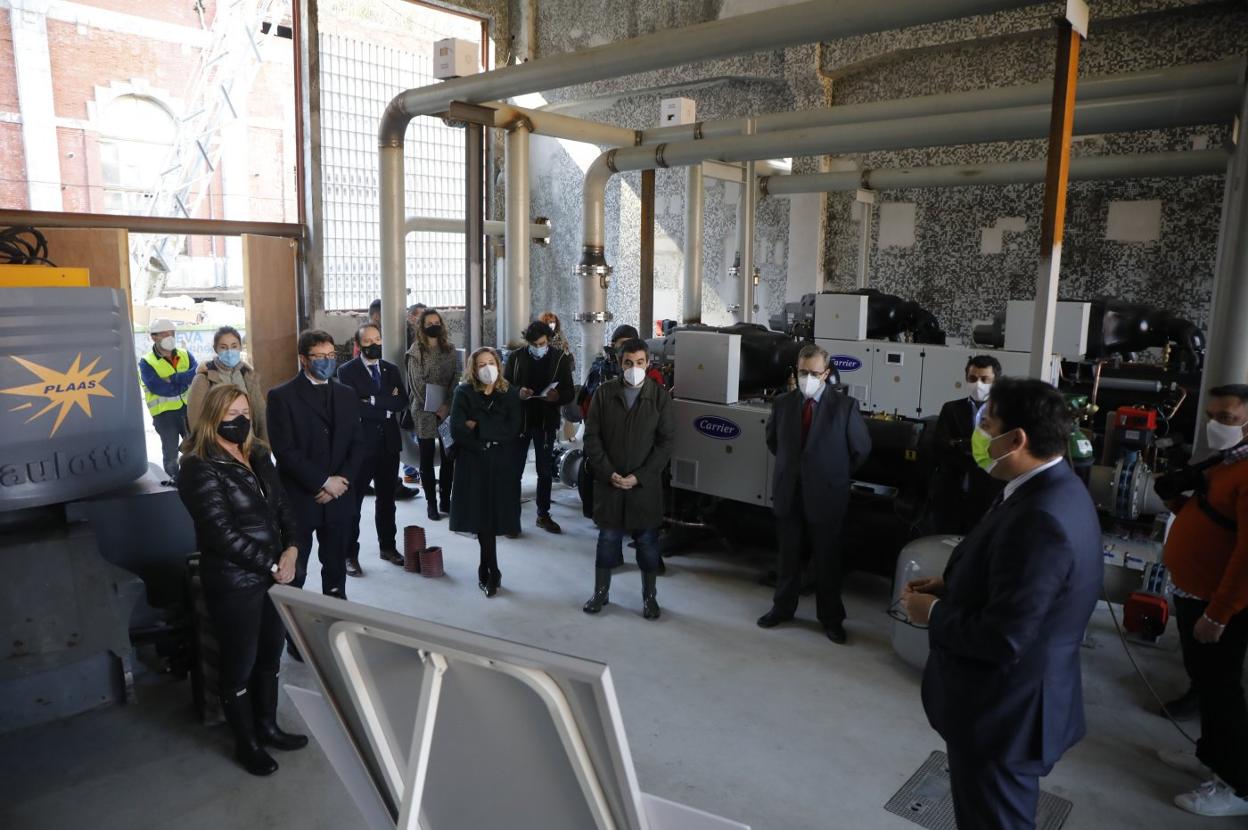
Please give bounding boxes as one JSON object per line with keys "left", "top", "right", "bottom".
{"left": 477, "top": 364, "right": 499, "bottom": 385}
{"left": 1206, "top": 419, "right": 1248, "bottom": 451}
{"left": 158, "top": 336, "right": 176, "bottom": 352}
{"left": 799, "top": 375, "right": 823, "bottom": 399}
{"left": 970, "top": 381, "right": 992, "bottom": 403}
{"left": 624, "top": 366, "right": 646, "bottom": 387}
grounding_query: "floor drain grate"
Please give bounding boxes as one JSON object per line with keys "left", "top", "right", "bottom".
{"left": 885, "top": 751, "right": 1073, "bottom": 829}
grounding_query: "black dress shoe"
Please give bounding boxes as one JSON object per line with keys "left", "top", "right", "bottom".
{"left": 536, "top": 515, "right": 562, "bottom": 534}
{"left": 427, "top": 504, "right": 443, "bottom": 522}
{"left": 379, "top": 548, "right": 403, "bottom": 565}
{"left": 1160, "top": 686, "right": 1200, "bottom": 720}
{"left": 756, "top": 609, "right": 793, "bottom": 629}
{"left": 345, "top": 557, "right": 363, "bottom": 577}
{"left": 825, "top": 623, "right": 848, "bottom": 645}
{"left": 480, "top": 569, "right": 500, "bottom": 598}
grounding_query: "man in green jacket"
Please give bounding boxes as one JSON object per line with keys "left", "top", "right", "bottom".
{"left": 582, "top": 338, "right": 674, "bottom": 620}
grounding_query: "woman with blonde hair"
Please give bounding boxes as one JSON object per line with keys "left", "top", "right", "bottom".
{"left": 405, "top": 308, "right": 459, "bottom": 521}
{"left": 187, "top": 326, "right": 266, "bottom": 440}
{"left": 449, "top": 347, "right": 522, "bottom": 597}
{"left": 177, "top": 384, "right": 305, "bottom": 776}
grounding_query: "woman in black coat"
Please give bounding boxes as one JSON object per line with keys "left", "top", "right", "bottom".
{"left": 177, "top": 384, "right": 307, "bottom": 776}
{"left": 449, "top": 347, "right": 522, "bottom": 597}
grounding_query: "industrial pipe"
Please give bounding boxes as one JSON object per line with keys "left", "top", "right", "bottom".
{"left": 738, "top": 120, "right": 757, "bottom": 323}
{"left": 505, "top": 122, "right": 533, "bottom": 346}
{"left": 379, "top": 0, "right": 1041, "bottom": 371}
{"left": 580, "top": 85, "right": 1239, "bottom": 257}
{"left": 465, "top": 123, "right": 484, "bottom": 352}
{"left": 1195, "top": 82, "right": 1248, "bottom": 457}
{"left": 683, "top": 165, "right": 704, "bottom": 324}
{"left": 484, "top": 102, "right": 636, "bottom": 147}
{"left": 640, "top": 58, "right": 1245, "bottom": 144}
{"left": 404, "top": 216, "right": 551, "bottom": 238}
{"left": 759, "top": 149, "right": 1232, "bottom": 195}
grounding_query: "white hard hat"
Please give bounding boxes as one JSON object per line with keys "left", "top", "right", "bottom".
{"left": 149, "top": 319, "right": 177, "bottom": 334}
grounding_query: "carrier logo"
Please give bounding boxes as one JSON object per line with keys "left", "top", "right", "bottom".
{"left": 831, "top": 355, "right": 862, "bottom": 372}
{"left": 1, "top": 354, "right": 113, "bottom": 437}
{"left": 694, "top": 415, "right": 741, "bottom": 441}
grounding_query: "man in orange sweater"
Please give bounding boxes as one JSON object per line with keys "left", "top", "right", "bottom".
{"left": 1158, "top": 384, "right": 1248, "bottom": 817}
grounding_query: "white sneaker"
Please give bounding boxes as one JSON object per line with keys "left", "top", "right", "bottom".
{"left": 1175, "top": 778, "right": 1248, "bottom": 817}
{"left": 1159, "top": 747, "right": 1213, "bottom": 779}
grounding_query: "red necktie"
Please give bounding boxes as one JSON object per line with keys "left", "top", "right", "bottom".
{"left": 801, "top": 398, "right": 814, "bottom": 447}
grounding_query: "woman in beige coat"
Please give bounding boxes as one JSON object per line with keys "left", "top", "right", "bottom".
{"left": 404, "top": 309, "right": 459, "bottom": 521}
{"left": 187, "top": 326, "right": 267, "bottom": 441}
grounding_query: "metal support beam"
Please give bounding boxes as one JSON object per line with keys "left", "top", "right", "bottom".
{"left": 465, "top": 124, "right": 484, "bottom": 353}
{"left": 0, "top": 209, "right": 304, "bottom": 238}
{"left": 640, "top": 169, "right": 656, "bottom": 337}
{"left": 1029, "top": 16, "right": 1083, "bottom": 382}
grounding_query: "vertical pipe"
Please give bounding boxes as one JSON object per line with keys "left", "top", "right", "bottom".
{"left": 504, "top": 122, "right": 532, "bottom": 347}
{"left": 856, "top": 192, "right": 874, "bottom": 290}
{"left": 738, "top": 119, "right": 757, "bottom": 323}
{"left": 380, "top": 146, "right": 407, "bottom": 372}
{"left": 682, "top": 164, "right": 704, "bottom": 324}
{"left": 1029, "top": 19, "right": 1082, "bottom": 382}
{"left": 640, "top": 169, "right": 656, "bottom": 337}
{"left": 1195, "top": 84, "right": 1248, "bottom": 457}
{"left": 465, "top": 124, "right": 484, "bottom": 352}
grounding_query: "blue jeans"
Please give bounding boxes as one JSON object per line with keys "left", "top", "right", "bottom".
{"left": 595, "top": 527, "right": 662, "bottom": 573}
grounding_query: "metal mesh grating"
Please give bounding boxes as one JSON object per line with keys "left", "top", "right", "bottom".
{"left": 318, "top": 32, "right": 468, "bottom": 311}
{"left": 885, "top": 751, "right": 1073, "bottom": 830}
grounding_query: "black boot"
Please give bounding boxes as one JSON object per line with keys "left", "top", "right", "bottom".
{"left": 251, "top": 673, "right": 308, "bottom": 751}
{"left": 221, "top": 689, "right": 278, "bottom": 776}
{"left": 583, "top": 568, "right": 611, "bottom": 614}
{"left": 642, "top": 572, "right": 660, "bottom": 620}
{"left": 424, "top": 485, "right": 442, "bottom": 521}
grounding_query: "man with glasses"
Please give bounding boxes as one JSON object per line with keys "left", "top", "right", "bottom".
{"left": 267, "top": 330, "right": 364, "bottom": 623}
{"left": 757, "top": 343, "right": 871, "bottom": 645}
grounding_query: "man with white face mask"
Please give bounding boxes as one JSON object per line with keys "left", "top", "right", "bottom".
{"left": 1155, "top": 384, "right": 1248, "bottom": 817}
{"left": 929, "top": 355, "right": 1005, "bottom": 534}
{"left": 757, "top": 344, "right": 871, "bottom": 644}
{"left": 582, "top": 338, "right": 674, "bottom": 620}
{"left": 138, "top": 318, "right": 198, "bottom": 485}
{"left": 900, "top": 378, "right": 1101, "bottom": 830}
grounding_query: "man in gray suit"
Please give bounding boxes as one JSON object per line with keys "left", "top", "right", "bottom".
{"left": 758, "top": 343, "right": 872, "bottom": 644}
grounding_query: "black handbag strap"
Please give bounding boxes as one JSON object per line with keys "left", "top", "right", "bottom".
{"left": 1197, "top": 493, "right": 1238, "bottom": 532}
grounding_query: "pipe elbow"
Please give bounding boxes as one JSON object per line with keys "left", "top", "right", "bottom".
{"left": 379, "top": 95, "right": 412, "bottom": 147}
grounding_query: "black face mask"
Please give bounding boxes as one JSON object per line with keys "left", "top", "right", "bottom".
{"left": 217, "top": 415, "right": 251, "bottom": 445}
{"left": 361, "top": 344, "right": 383, "bottom": 360}
{"left": 424, "top": 325, "right": 444, "bottom": 338}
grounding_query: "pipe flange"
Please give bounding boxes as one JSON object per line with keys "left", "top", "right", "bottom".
{"left": 532, "top": 216, "right": 551, "bottom": 247}
{"left": 507, "top": 115, "right": 534, "bottom": 134}
{"left": 727, "top": 266, "right": 741, "bottom": 279}
{"left": 655, "top": 144, "right": 669, "bottom": 169}
{"left": 605, "top": 149, "right": 620, "bottom": 174}
{"left": 693, "top": 122, "right": 704, "bottom": 140}
{"left": 758, "top": 176, "right": 770, "bottom": 198}
{"left": 574, "top": 263, "right": 612, "bottom": 279}
{"left": 573, "top": 311, "right": 614, "bottom": 323}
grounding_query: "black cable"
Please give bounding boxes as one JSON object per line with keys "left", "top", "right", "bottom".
{"left": 1102, "top": 588, "right": 1198, "bottom": 745}
{"left": 0, "top": 226, "right": 56, "bottom": 266}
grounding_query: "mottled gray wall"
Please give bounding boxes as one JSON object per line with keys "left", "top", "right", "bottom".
{"left": 818, "top": 1, "right": 1247, "bottom": 341}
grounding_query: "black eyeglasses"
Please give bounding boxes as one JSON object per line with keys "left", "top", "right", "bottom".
{"left": 885, "top": 598, "right": 929, "bottom": 630}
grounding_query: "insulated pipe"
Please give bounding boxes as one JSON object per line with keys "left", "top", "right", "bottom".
{"left": 380, "top": 0, "right": 1041, "bottom": 372}
{"left": 465, "top": 123, "right": 484, "bottom": 352}
{"left": 738, "top": 119, "right": 757, "bottom": 323}
{"left": 484, "top": 102, "right": 636, "bottom": 147}
{"left": 580, "top": 85, "right": 1239, "bottom": 256}
{"left": 759, "top": 150, "right": 1232, "bottom": 195}
{"left": 405, "top": 216, "right": 551, "bottom": 238}
{"left": 682, "top": 164, "right": 704, "bottom": 324}
{"left": 1195, "top": 82, "right": 1248, "bottom": 458}
{"left": 505, "top": 122, "right": 532, "bottom": 347}
{"left": 640, "top": 58, "right": 1246, "bottom": 144}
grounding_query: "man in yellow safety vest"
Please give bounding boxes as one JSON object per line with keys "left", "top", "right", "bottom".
{"left": 138, "top": 318, "right": 198, "bottom": 485}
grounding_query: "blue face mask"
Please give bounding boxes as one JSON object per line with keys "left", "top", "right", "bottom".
{"left": 529, "top": 344, "right": 549, "bottom": 360}
{"left": 217, "top": 348, "right": 242, "bottom": 369}
{"left": 308, "top": 356, "right": 337, "bottom": 380}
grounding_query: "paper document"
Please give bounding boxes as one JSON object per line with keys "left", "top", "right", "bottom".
{"left": 423, "top": 384, "right": 445, "bottom": 412}
{"left": 437, "top": 417, "right": 454, "bottom": 450}
{"left": 541, "top": 381, "right": 559, "bottom": 395}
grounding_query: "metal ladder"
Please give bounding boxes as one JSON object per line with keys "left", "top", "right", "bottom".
{"left": 130, "top": 0, "right": 285, "bottom": 300}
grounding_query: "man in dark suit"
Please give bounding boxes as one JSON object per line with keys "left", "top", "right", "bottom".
{"left": 929, "top": 354, "right": 1005, "bottom": 534}
{"left": 757, "top": 343, "right": 871, "bottom": 644}
{"left": 901, "top": 378, "right": 1102, "bottom": 830}
{"left": 336, "top": 323, "right": 409, "bottom": 574}
{"left": 266, "top": 330, "right": 364, "bottom": 606}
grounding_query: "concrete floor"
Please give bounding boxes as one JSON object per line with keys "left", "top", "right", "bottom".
{"left": 0, "top": 469, "right": 1238, "bottom": 830}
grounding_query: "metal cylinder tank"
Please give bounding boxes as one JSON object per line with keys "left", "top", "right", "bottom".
{"left": 891, "top": 534, "right": 960, "bottom": 670}
{"left": 0, "top": 287, "right": 148, "bottom": 510}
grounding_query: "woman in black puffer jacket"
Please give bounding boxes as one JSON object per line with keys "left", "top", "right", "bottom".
{"left": 178, "top": 384, "right": 306, "bottom": 776}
